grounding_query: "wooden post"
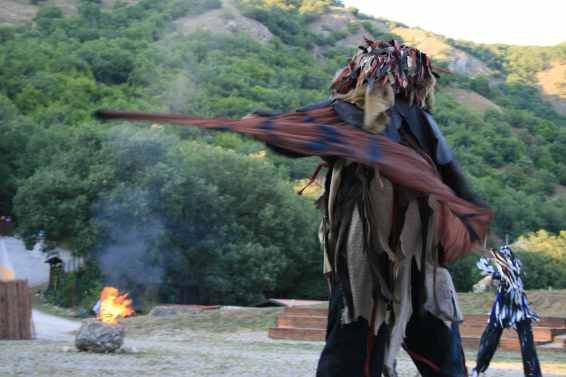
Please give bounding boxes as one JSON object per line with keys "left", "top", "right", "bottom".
{"left": 0, "top": 280, "right": 33, "bottom": 340}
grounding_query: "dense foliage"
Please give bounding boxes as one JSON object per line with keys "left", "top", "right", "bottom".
{"left": 28, "top": 125, "right": 321, "bottom": 306}
{"left": 0, "top": 0, "right": 564, "bottom": 307}
{"left": 433, "top": 90, "right": 566, "bottom": 238}
{"left": 516, "top": 230, "right": 566, "bottom": 255}
{"left": 450, "top": 231, "right": 566, "bottom": 291}
{"left": 448, "top": 40, "right": 566, "bottom": 83}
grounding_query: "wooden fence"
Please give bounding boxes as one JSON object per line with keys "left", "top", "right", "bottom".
{"left": 0, "top": 280, "right": 32, "bottom": 339}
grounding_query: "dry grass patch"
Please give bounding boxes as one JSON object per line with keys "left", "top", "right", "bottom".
{"left": 0, "top": 0, "right": 140, "bottom": 24}
{"left": 174, "top": 0, "right": 273, "bottom": 43}
{"left": 124, "top": 307, "right": 283, "bottom": 336}
{"left": 459, "top": 290, "right": 566, "bottom": 317}
{"left": 536, "top": 61, "right": 566, "bottom": 116}
{"left": 296, "top": 290, "right": 566, "bottom": 317}
{"left": 443, "top": 87, "right": 501, "bottom": 115}
{"left": 392, "top": 27, "right": 491, "bottom": 77}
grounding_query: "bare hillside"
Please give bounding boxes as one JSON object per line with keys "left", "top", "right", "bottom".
{"left": 443, "top": 87, "right": 501, "bottom": 115}
{"left": 174, "top": 0, "right": 273, "bottom": 42}
{"left": 0, "top": 0, "right": 138, "bottom": 23}
{"left": 536, "top": 61, "right": 566, "bottom": 115}
{"left": 307, "top": 6, "right": 388, "bottom": 48}
{"left": 392, "top": 27, "right": 492, "bottom": 77}
{"left": 1, "top": 1, "right": 563, "bottom": 116}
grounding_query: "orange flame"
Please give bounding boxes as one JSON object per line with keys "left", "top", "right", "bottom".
{"left": 0, "top": 238, "right": 16, "bottom": 282}
{"left": 0, "top": 266, "right": 15, "bottom": 282}
{"left": 97, "top": 287, "right": 135, "bottom": 325}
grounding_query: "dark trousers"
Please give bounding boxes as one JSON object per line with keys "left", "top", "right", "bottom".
{"left": 316, "top": 280, "right": 387, "bottom": 377}
{"left": 316, "top": 283, "right": 468, "bottom": 377}
{"left": 474, "top": 315, "right": 542, "bottom": 377}
{"left": 404, "top": 312, "right": 468, "bottom": 377}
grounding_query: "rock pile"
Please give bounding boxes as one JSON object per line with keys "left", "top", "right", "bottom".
{"left": 75, "top": 319, "right": 125, "bottom": 353}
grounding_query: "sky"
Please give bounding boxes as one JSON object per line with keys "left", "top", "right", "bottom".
{"left": 343, "top": 0, "right": 566, "bottom": 46}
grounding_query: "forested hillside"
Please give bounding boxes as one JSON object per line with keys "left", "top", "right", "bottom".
{"left": 0, "top": 0, "right": 564, "bottom": 307}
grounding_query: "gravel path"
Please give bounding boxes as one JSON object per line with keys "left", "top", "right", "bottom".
{"left": 2, "top": 325, "right": 565, "bottom": 377}
{"left": 32, "top": 310, "right": 81, "bottom": 341}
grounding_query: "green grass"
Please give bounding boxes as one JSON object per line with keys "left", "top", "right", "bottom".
{"left": 121, "top": 289, "right": 566, "bottom": 338}
{"left": 124, "top": 307, "right": 283, "bottom": 336}
{"left": 30, "top": 284, "right": 79, "bottom": 319}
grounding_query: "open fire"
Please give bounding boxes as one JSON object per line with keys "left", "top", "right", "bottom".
{"left": 0, "top": 237, "right": 16, "bottom": 282}
{"left": 97, "top": 286, "right": 135, "bottom": 325}
{"left": 76, "top": 286, "right": 134, "bottom": 352}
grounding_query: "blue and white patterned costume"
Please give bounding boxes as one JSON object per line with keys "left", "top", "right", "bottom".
{"left": 473, "top": 245, "right": 542, "bottom": 377}
{"left": 477, "top": 245, "right": 539, "bottom": 328}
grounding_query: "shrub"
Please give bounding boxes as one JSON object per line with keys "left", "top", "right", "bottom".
{"left": 448, "top": 254, "right": 483, "bottom": 292}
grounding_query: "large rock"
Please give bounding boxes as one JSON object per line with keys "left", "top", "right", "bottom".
{"left": 75, "top": 319, "right": 125, "bottom": 353}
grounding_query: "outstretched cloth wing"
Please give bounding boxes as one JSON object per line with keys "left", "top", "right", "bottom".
{"left": 96, "top": 105, "right": 493, "bottom": 263}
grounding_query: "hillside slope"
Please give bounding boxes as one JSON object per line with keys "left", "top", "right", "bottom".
{"left": 1, "top": 0, "right": 566, "bottom": 309}
{"left": 2, "top": 0, "right": 563, "bottom": 116}
{"left": 0, "top": 0, "right": 138, "bottom": 22}
{"left": 392, "top": 27, "right": 492, "bottom": 77}
{"left": 536, "top": 61, "right": 566, "bottom": 115}
{"left": 442, "top": 87, "right": 501, "bottom": 115}
{"left": 0, "top": 0, "right": 565, "bottom": 242}
{"left": 174, "top": 0, "right": 273, "bottom": 42}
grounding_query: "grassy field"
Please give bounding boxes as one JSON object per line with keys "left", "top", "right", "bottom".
{"left": 7, "top": 290, "right": 562, "bottom": 377}
{"left": 459, "top": 290, "right": 566, "bottom": 317}
{"left": 124, "top": 307, "right": 283, "bottom": 335}
{"left": 3, "top": 305, "right": 566, "bottom": 377}
{"left": 29, "top": 284, "right": 78, "bottom": 319}
{"left": 251, "top": 289, "right": 566, "bottom": 318}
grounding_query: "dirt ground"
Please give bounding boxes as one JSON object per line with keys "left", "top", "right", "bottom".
{"left": 32, "top": 310, "right": 81, "bottom": 341}
{"left": 2, "top": 307, "right": 566, "bottom": 377}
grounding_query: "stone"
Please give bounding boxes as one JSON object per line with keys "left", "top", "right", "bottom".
{"left": 119, "top": 346, "right": 139, "bottom": 354}
{"left": 75, "top": 319, "right": 125, "bottom": 353}
{"left": 472, "top": 275, "right": 494, "bottom": 293}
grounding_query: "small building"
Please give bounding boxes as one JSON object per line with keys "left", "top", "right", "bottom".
{"left": 45, "top": 253, "right": 64, "bottom": 292}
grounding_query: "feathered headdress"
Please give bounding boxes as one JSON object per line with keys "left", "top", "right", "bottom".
{"left": 330, "top": 39, "right": 439, "bottom": 133}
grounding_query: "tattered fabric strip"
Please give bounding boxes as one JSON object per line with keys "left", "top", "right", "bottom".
{"left": 96, "top": 105, "right": 493, "bottom": 263}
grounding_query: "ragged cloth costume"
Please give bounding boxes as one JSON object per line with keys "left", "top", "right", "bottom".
{"left": 472, "top": 246, "right": 541, "bottom": 377}
{"left": 96, "top": 39, "right": 494, "bottom": 377}
{"left": 314, "top": 39, "right": 488, "bottom": 377}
